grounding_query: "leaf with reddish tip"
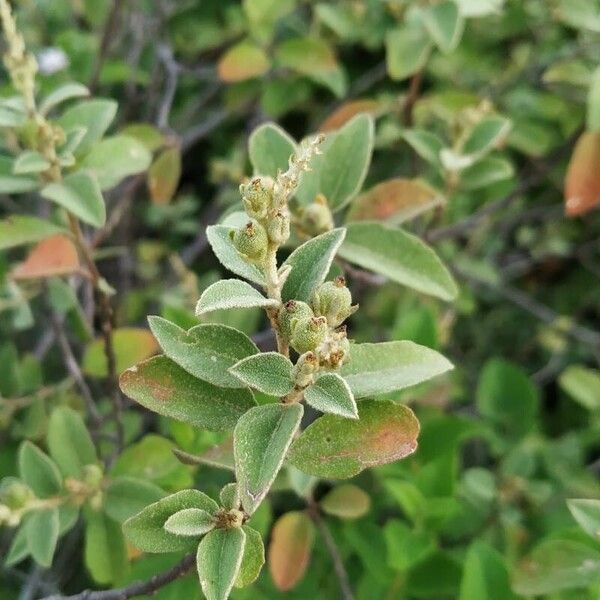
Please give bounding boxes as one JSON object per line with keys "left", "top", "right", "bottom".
{"left": 319, "top": 99, "right": 381, "bottom": 132}
{"left": 83, "top": 328, "right": 158, "bottom": 377}
{"left": 218, "top": 42, "right": 271, "bottom": 82}
{"left": 119, "top": 356, "right": 256, "bottom": 431}
{"left": 12, "top": 235, "right": 80, "bottom": 279}
{"left": 320, "top": 484, "right": 371, "bottom": 519}
{"left": 346, "top": 178, "right": 444, "bottom": 224}
{"left": 288, "top": 400, "right": 420, "bottom": 479}
{"left": 564, "top": 131, "right": 600, "bottom": 216}
{"left": 269, "top": 511, "right": 315, "bottom": 591}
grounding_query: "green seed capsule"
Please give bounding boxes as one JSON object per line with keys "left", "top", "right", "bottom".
{"left": 277, "top": 300, "right": 314, "bottom": 341}
{"left": 293, "top": 351, "right": 319, "bottom": 387}
{"left": 267, "top": 210, "right": 290, "bottom": 245}
{"left": 290, "top": 315, "right": 328, "bottom": 354}
{"left": 312, "top": 276, "right": 356, "bottom": 327}
{"left": 231, "top": 220, "right": 268, "bottom": 262}
{"left": 299, "top": 195, "right": 334, "bottom": 236}
{"left": 240, "top": 176, "right": 274, "bottom": 220}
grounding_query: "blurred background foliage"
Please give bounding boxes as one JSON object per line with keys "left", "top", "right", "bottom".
{"left": 0, "top": 0, "right": 599, "bottom": 598}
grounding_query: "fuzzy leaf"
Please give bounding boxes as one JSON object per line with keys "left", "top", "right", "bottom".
{"left": 234, "top": 403, "right": 303, "bottom": 514}
{"left": 401, "top": 129, "right": 444, "bottom": 166}
{"left": 460, "top": 156, "right": 514, "bottom": 190}
{"left": 0, "top": 216, "right": 67, "bottom": 251}
{"left": 463, "top": 116, "right": 511, "bottom": 159}
{"left": 163, "top": 508, "right": 216, "bottom": 537}
{"left": 249, "top": 122, "right": 297, "bottom": 177}
{"left": 104, "top": 476, "right": 166, "bottom": 523}
{"left": 423, "top": 0, "right": 464, "bottom": 53}
{"left": 41, "top": 171, "right": 106, "bottom": 227}
{"left": 235, "top": 526, "right": 265, "bottom": 588}
{"left": 305, "top": 373, "right": 357, "bottom": 418}
{"left": 197, "top": 527, "right": 246, "bottom": 600}
{"left": 268, "top": 511, "right": 314, "bottom": 591}
{"left": 220, "top": 483, "right": 240, "bottom": 510}
{"left": 13, "top": 150, "right": 51, "bottom": 174}
{"left": 229, "top": 352, "right": 295, "bottom": 396}
{"left": 340, "top": 341, "right": 453, "bottom": 398}
{"left": 567, "top": 499, "right": 600, "bottom": 540}
{"left": 18, "top": 441, "right": 62, "bottom": 499}
{"left": 281, "top": 228, "right": 346, "bottom": 302}
{"left": 123, "top": 489, "right": 219, "bottom": 553}
{"left": 24, "top": 508, "right": 59, "bottom": 567}
{"left": 288, "top": 400, "right": 420, "bottom": 478}
{"left": 206, "top": 225, "right": 265, "bottom": 285}
{"left": 39, "top": 82, "right": 89, "bottom": 115}
{"left": 320, "top": 484, "right": 371, "bottom": 519}
{"left": 196, "top": 279, "right": 278, "bottom": 316}
{"left": 47, "top": 406, "right": 97, "bottom": 478}
{"left": 12, "top": 235, "right": 80, "bottom": 280}
{"left": 120, "top": 356, "right": 256, "bottom": 431}
{"left": 338, "top": 222, "right": 458, "bottom": 301}
{"left": 81, "top": 135, "right": 152, "bottom": 190}
{"left": 57, "top": 99, "right": 117, "bottom": 156}
{"left": 149, "top": 317, "right": 259, "bottom": 388}
{"left": 386, "top": 24, "right": 432, "bottom": 81}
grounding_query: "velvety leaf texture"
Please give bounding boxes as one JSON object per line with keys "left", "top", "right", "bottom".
{"left": 119, "top": 356, "right": 256, "bottom": 431}
{"left": 196, "top": 279, "right": 278, "bottom": 315}
{"left": 304, "top": 373, "right": 358, "bottom": 418}
{"left": 229, "top": 352, "right": 295, "bottom": 396}
{"left": 249, "top": 122, "right": 297, "bottom": 177}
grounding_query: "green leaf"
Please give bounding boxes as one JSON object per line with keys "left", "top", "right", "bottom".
{"left": 249, "top": 122, "right": 297, "bottom": 177}
{"left": 234, "top": 403, "right": 303, "bottom": 514}
{"left": 148, "top": 317, "right": 259, "bottom": 389}
{"left": 512, "top": 539, "right": 600, "bottom": 596}
{"left": 148, "top": 146, "right": 181, "bottom": 204}
{"left": 119, "top": 356, "right": 256, "bottom": 430}
{"left": 401, "top": 129, "right": 444, "bottom": 166}
{"left": 218, "top": 41, "right": 271, "bottom": 82}
{"left": 559, "top": 365, "right": 600, "bottom": 410}
{"left": 460, "top": 156, "right": 514, "bottom": 190}
{"left": 338, "top": 222, "right": 458, "bottom": 301}
{"left": 281, "top": 228, "right": 346, "bottom": 302}
{"left": 0, "top": 104, "right": 26, "bottom": 127}
{"left": 588, "top": 67, "right": 600, "bottom": 131}
{"left": 220, "top": 483, "right": 240, "bottom": 510}
{"left": 197, "top": 527, "right": 246, "bottom": 600}
{"left": 318, "top": 114, "right": 374, "bottom": 211}
{"left": 459, "top": 541, "right": 518, "bottom": 600}
{"left": 235, "top": 526, "right": 265, "bottom": 588}
{"left": 41, "top": 170, "right": 106, "bottom": 228}
{"left": 123, "top": 489, "right": 219, "bottom": 553}
{"left": 229, "top": 352, "right": 295, "bottom": 396}
{"left": 82, "top": 327, "right": 158, "bottom": 377}
{"left": 275, "top": 37, "right": 337, "bottom": 76}
{"left": 47, "top": 406, "right": 97, "bottom": 478}
{"left": 195, "top": 279, "right": 278, "bottom": 316}
{"left": 104, "top": 476, "right": 166, "bottom": 523}
{"left": 18, "top": 441, "right": 62, "bottom": 498}
{"left": 462, "top": 116, "right": 511, "bottom": 159}
{"left": 0, "top": 216, "right": 67, "bottom": 251}
{"left": 386, "top": 24, "right": 432, "bottom": 81}
{"left": 384, "top": 520, "right": 435, "bottom": 571}
{"left": 84, "top": 509, "right": 128, "bottom": 584}
{"left": 24, "top": 508, "right": 59, "bottom": 567}
{"left": 423, "top": 1, "right": 464, "bottom": 53}
{"left": 476, "top": 359, "right": 539, "bottom": 438}
{"left": 57, "top": 99, "right": 117, "bottom": 155}
{"left": 39, "top": 82, "right": 90, "bottom": 115}
{"left": 340, "top": 341, "right": 453, "bottom": 398}
{"left": 13, "top": 151, "right": 51, "bottom": 174}
{"left": 163, "top": 508, "right": 216, "bottom": 536}
{"left": 0, "top": 173, "right": 39, "bottom": 193}
{"left": 206, "top": 225, "right": 266, "bottom": 285}
{"left": 81, "top": 135, "right": 152, "bottom": 190}
{"left": 320, "top": 484, "right": 371, "bottom": 519}
{"left": 288, "top": 400, "right": 420, "bottom": 478}
{"left": 5, "top": 526, "right": 30, "bottom": 567}
{"left": 305, "top": 373, "right": 357, "bottom": 419}
{"left": 567, "top": 499, "right": 600, "bottom": 540}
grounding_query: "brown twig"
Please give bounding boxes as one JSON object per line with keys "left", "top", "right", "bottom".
{"left": 402, "top": 70, "right": 423, "bottom": 126}
{"left": 89, "top": 0, "right": 124, "bottom": 93}
{"left": 41, "top": 554, "right": 195, "bottom": 600}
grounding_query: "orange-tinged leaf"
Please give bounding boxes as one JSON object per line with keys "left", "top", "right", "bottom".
{"left": 148, "top": 146, "right": 181, "bottom": 205}
{"left": 565, "top": 131, "right": 600, "bottom": 216}
{"left": 218, "top": 42, "right": 271, "bottom": 83}
{"left": 268, "top": 511, "right": 314, "bottom": 591}
{"left": 320, "top": 99, "right": 381, "bottom": 132}
{"left": 83, "top": 328, "right": 158, "bottom": 377}
{"left": 346, "top": 177, "right": 444, "bottom": 224}
{"left": 12, "top": 234, "right": 80, "bottom": 279}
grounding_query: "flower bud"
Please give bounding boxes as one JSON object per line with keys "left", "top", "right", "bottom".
{"left": 231, "top": 220, "right": 268, "bottom": 262}
{"left": 290, "top": 315, "right": 328, "bottom": 354}
{"left": 240, "top": 176, "right": 274, "bottom": 220}
{"left": 277, "top": 300, "right": 314, "bottom": 341}
{"left": 293, "top": 351, "right": 319, "bottom": 388}
{"left": 267, "top": 210, "right": 290, "bottom": 245}
{"left": 1, "top": 481, "right": 33, "bottom": 510}
{"left": 319, "top": 327, "right": 351, "bottom": 370}
{"left": 299, "top": 194, "right": 334, "bottom": 236}
{"left": 312, "top": 276, "right": 357, "bottom": 327}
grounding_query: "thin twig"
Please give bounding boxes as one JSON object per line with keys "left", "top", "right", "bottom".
{"left": 41, "top": 554, "right": 195, "bottom": 600}
{"left": 89, "top": 0, "right": 124, "bottom": 93}
{"left": 307, "top": 503, "right": 354, "bottom": 600}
